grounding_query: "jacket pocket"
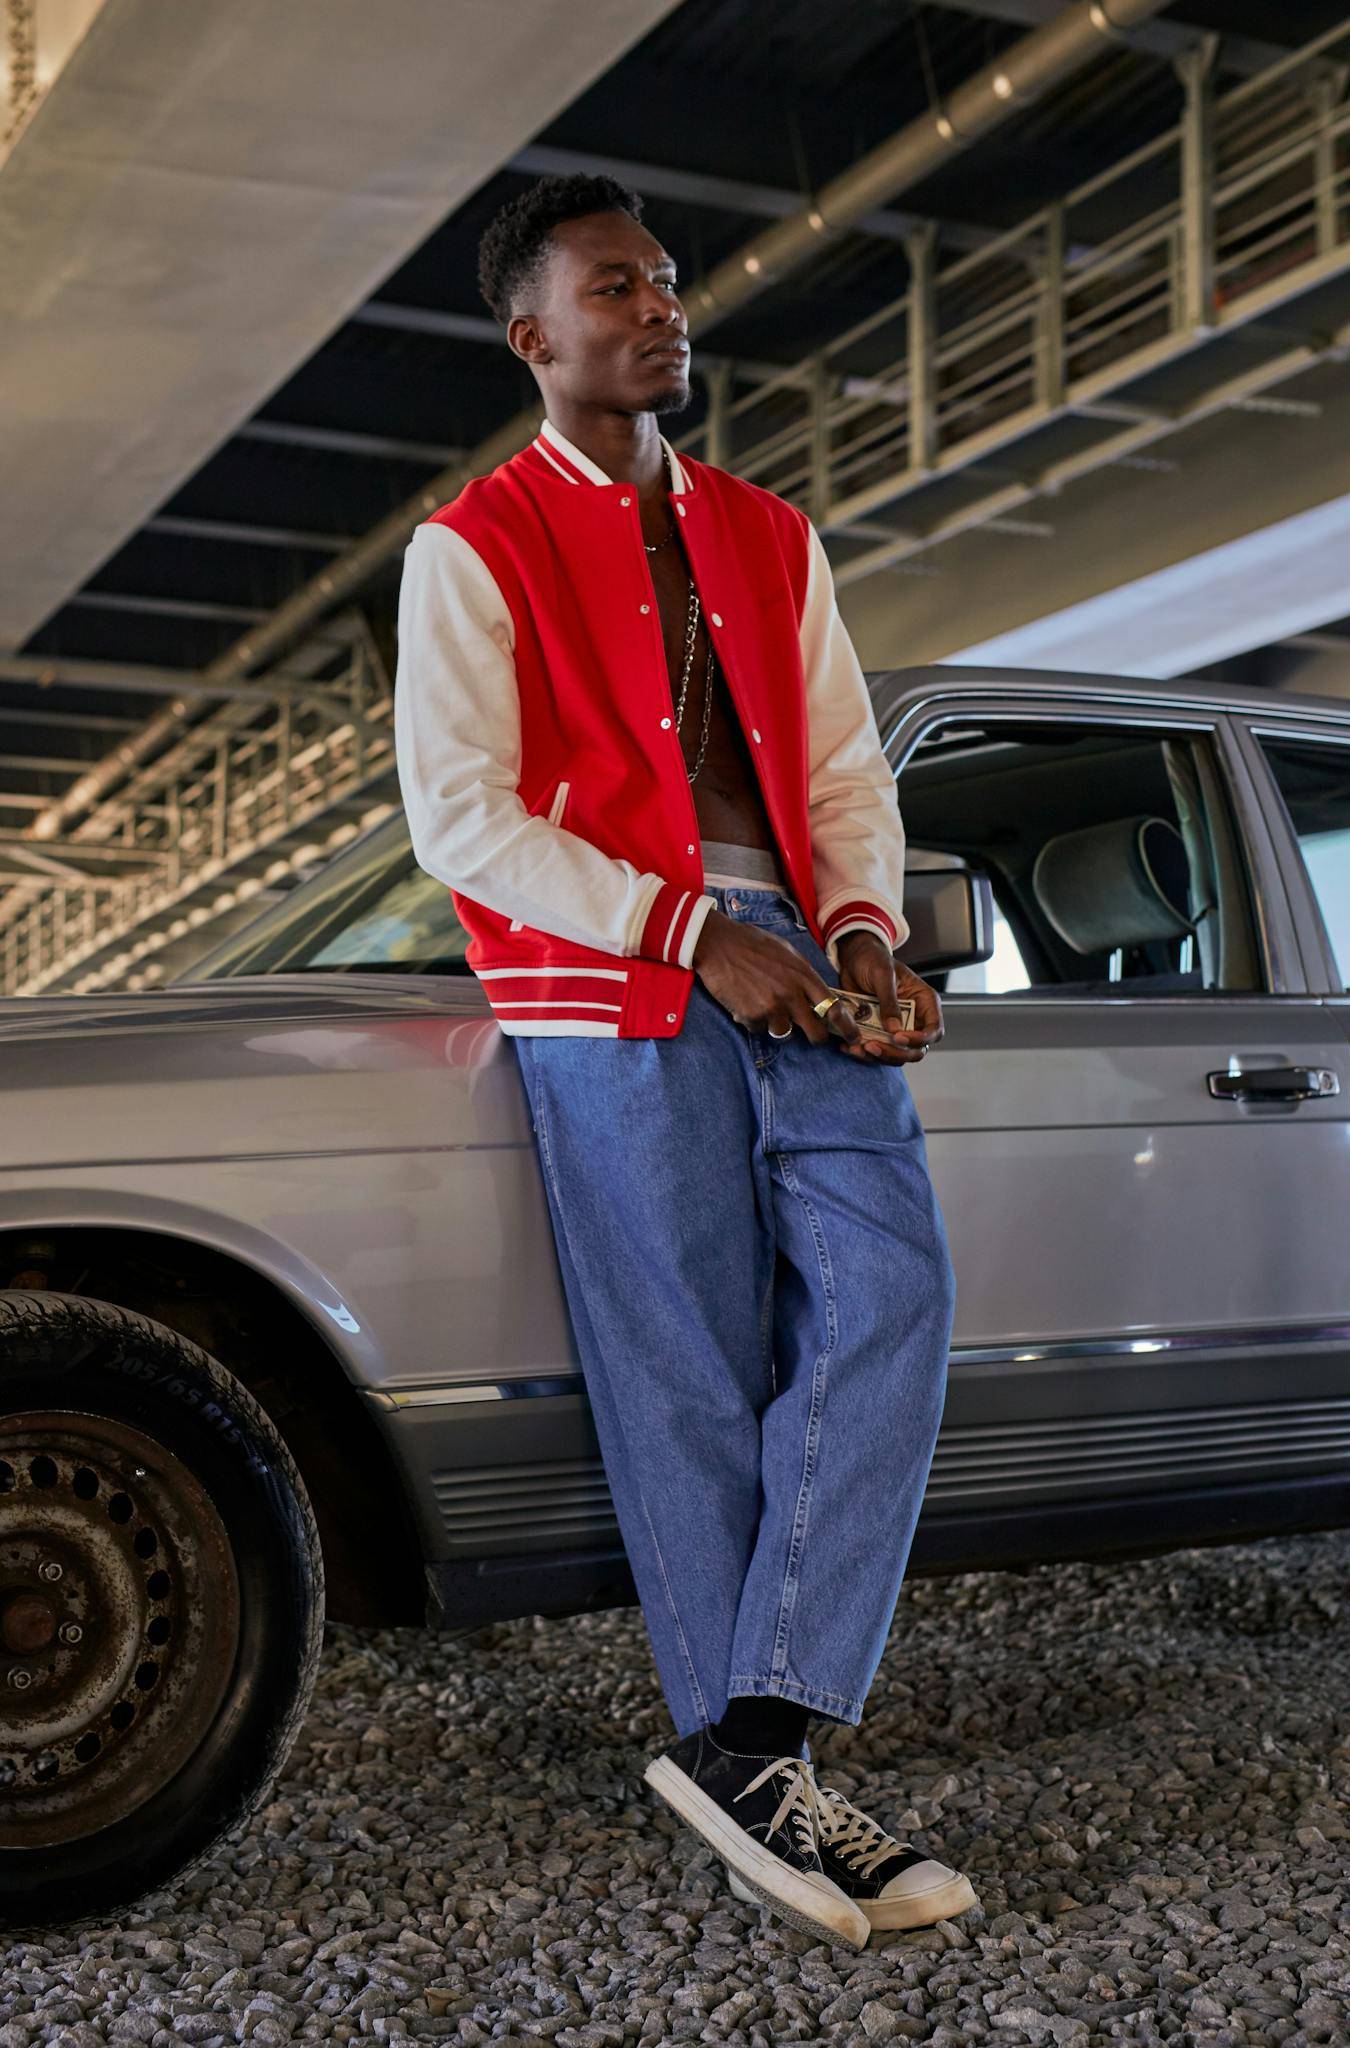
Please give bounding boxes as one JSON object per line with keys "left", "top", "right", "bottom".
{"left": 509, "top": 778, "right": 571, "bottom": 931}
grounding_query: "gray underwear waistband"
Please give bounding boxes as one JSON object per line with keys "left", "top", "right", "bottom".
{"left": 699, "top": 838, "right": 788, "bottom": 891}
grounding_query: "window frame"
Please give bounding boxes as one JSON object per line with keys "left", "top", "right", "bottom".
{"left": 880, "top": 685, "right": 1292, "bottom": 1001}
{"left": 1231, "top": 716, "right": 1350, "bottom": 998}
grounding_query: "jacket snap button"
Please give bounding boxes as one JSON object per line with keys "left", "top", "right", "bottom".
{"left": 677, "top": 504, "right": 686, "bottom": 517}
{"left": 752, "top": 728, "right": 762, "bottom": 742}
{"left": 686, "top": 843, "right": 695, "bottom": 854}
{"left": 666, "top": 1012, "right": 677, "bottom": 1024}
{"left": 711, "top": 612, "right": 723, "bottom": 627}
{"left": 620, "top": 495, "right": 631, "bottom": 506}
{"left": 640, "top": 602, "right": 650, "bottom": 614}
{"left": 660, "top": 717, "right": 672, "bottom": 729}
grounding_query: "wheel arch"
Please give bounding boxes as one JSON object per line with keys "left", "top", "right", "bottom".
{"left": 0, "top": 1219, "right": 426, "bottom": 1626}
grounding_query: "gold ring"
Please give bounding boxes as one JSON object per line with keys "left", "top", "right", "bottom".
{"left": 811, "top": 996, "right": 839, "bottom": 1019}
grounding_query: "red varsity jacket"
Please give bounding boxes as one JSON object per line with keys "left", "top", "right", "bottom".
{"left": 393, "top": 415, "right": 909, "bottom": 1038}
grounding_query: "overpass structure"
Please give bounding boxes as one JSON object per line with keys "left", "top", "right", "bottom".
{"left": 2, "top": 0, "right": 1348, "bottom": 996}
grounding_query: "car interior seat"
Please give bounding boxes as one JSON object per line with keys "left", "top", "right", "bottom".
{"left": 1029, "top": 814, "right": 1202, "bottom": 997}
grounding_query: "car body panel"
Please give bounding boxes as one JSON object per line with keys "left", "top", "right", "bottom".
{"left": 2, "top": 664, "right": 1347, "bottom": 1618}
{"left": 0, "top": 979, "right": 578, "bottom": 1401}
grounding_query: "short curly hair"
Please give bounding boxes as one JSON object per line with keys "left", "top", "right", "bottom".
{"left": 477, "top": 172, "right": 645, "bottom": 327}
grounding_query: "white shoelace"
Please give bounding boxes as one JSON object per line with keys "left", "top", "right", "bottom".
{"left": 817, "top": 1786, "right": 914, "bottom": 1878}
{"left": 731, "top": 1755, "right": 830, "bottom": 1859}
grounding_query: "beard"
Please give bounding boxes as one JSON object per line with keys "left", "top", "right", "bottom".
{"left": 641, "top": 379, "right": 695, "bottom": 417}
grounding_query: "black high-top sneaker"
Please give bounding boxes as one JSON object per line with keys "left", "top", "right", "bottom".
{"left": 727, "top": 1778, "right": 979, "bottom": 1932}
{"left": 644, "top": 1729, "right": 871, "bottom": 1949}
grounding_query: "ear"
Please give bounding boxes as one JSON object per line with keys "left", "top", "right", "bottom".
{"left": 507, "top": 313, "right": 550, "bottom": 367}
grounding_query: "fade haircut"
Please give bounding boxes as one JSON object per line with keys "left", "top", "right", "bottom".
{"left": 477, "top": 172, "right": 645, "bottom": 327}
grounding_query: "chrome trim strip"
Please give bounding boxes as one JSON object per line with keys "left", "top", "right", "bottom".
{"left": 1246, "top": 724, "right": 1350, "bottom": 750}
{"left": 873, "top": 673, "right": 1350, "bottom": 745}
{"left": 879, "top": 684, "right": 1224, "bottom": 765}
{"left": 368, "top": 1378, "right": 584, "bottom": 1408}
{"left": 368, "top": 1319, "right": 1350, "bottom": 1407}
{"left": 950, "top": 1322, "right": 1350, "bottom": 1365}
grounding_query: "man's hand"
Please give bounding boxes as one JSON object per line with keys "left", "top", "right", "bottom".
{"left": 833, "top": 930, "right": 943, "bottom": 1065}
{"left": 692, "top": 909, "right": 865, "bottom": 1047}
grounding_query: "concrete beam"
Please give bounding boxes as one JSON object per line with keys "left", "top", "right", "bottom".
{"left": 0, "top": 0, "right": 680, "bottom": 651}
{"left": 509, "top": 143, "right": 997, "bottom": 255}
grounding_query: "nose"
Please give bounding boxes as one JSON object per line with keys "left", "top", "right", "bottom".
{"left": 640, "top": 283, "right": 683, "bottom": 324}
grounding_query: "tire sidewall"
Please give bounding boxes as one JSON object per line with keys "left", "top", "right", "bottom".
{"left": 0, "top": 1291, "right": 325, "bottom": 1927}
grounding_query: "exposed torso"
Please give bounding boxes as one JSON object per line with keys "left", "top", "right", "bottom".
{"left": 643, "top": 486, "right": 776, "bottom": 852}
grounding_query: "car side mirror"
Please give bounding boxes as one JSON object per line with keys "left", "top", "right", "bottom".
{"left": 895, "top": 853, "right": 996, "bottom": 974}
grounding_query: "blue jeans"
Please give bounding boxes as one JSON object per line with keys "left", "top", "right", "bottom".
{"left": 511, "top": 884, "right": 956, "bottom": 1741}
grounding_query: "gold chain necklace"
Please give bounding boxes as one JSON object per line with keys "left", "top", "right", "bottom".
{"left": 672, "top": 579, "right": 714, "bottom": 784}
{"left": 643, "top": 447, "right": 713, "bottom": 783}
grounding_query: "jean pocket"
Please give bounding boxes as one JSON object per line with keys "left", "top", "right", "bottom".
{"left": 753, "top": 907, "right": 802, "bottom": 937}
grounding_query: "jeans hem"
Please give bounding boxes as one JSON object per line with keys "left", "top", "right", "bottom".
{"left": 726, "top": 1673, "right": 864, "bottom": 1726}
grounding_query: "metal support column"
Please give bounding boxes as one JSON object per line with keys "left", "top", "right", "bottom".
{"left": 702, "top": 359, "right": 733, "bottom": 470}
{"left": 808, "top": 353, "right": 831, "bottom": 525}
{"left": 1309, "top": 72, "right": 1344, "bottom": 257}
{"left": 906, "top": 221, "right": 939, "bottom": 475}
{"left": 1035, "top": 201, "right": 1066, "bottom": 413}
{"left": 1176, "top": 36, "right": 1219, "bottom": 335}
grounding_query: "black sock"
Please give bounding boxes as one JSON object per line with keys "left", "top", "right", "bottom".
{"left": 710, "top": 1694, "right": 811, "bottom": 1757}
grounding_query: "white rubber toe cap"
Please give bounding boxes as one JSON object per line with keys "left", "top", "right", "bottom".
{"left": 877, "top": 1856, "right": 960, "bottom": 1901}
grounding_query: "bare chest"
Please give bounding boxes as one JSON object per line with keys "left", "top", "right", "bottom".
{"left": 645, "top": 539, "right": 774, "bottom": 849}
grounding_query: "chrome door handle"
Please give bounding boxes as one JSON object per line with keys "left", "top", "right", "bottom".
{"left": 1207, "top": 1066, "right": 1340, "bottom": 1102}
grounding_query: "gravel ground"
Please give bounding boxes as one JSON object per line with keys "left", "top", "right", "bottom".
{"left": 3, "top": 1528, "right": 1348, "bottom": 2047}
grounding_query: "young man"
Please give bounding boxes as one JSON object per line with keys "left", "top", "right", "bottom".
{"left": 394, "top": 172, "right": 973, "bottom": 1950}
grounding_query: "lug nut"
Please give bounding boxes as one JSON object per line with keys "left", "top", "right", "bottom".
{"left": 58, "top": 1622, "right": 83, "bottom": 1646}
{"left": 37, "top": 1561, "right": 63, "bottom": 1583}
{"left": 7, "top": 1668, "right": 34, "bottom": 1690}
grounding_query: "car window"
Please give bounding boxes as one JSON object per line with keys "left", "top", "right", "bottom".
{"left": 896, "top": 716, "right": 1263, "bottom": 996}
{"left": 180, "top": 813, "right": 474, "bottom": 980}
{"left": 1255, "top": 735, "right": 1350, "bottom": 991}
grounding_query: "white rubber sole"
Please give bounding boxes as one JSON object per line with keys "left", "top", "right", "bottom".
{"left": 644, "top": 1754, "right": 871, "bottom": 1950}
{"left": 727, "top": 1859, "right": 980, "bottom": 1931}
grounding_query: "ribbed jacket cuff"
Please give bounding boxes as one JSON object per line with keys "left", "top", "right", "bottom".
{"left": 639, "top": 881, "right": 718, "bottom": 967}
{"left": 820, "top": 898, "right": 899, "bottom": 951}
{"left": 677, "top": 892, "right": 718, "bottom": 969}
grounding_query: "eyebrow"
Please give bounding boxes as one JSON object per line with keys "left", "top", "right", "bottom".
{"left": 586, "top": 259, "right": 677, "bottom": 277}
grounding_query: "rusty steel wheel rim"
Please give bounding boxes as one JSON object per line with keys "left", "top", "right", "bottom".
{"left": 0, "top": 1410, "right": 241, "bottom": 1849}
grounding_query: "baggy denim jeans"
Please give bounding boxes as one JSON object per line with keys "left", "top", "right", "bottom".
{"left": 510, "top": 883, "right": 957, "bottom": 1741}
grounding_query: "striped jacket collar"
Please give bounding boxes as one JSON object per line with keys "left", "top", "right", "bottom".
{"left": 533, "top": 414, "right": 690, "bottom": 494}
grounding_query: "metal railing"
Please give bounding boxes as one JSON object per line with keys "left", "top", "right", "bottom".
{"left": 5, "top": 20, "right": 1350, "bottom": 995}
{"left": 682, "top": 23, "right": 1350, "bottom": 562}
{"left": 2, "top": 637, "right": 399, "bottom": 996}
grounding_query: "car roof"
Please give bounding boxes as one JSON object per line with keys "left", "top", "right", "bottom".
{"left": 864, "top": 662, "right": 1350, "bottom": 724}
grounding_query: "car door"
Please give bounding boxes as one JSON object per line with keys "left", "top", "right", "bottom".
{"left": 878, "top": 676, "right": 1350, "bottom": 1555}
{"left": 1230, "top": 709, "right": 1350, "bottom": 1040}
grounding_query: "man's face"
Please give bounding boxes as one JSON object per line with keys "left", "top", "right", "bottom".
{"left": 511, "top": 210, "right": 693, "bottom": 417}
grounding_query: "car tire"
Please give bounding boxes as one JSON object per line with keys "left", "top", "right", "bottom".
{"left": 0, "top": 1290, "right": 325, "bottom": 1927}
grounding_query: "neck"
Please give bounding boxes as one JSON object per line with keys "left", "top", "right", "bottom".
{"left": 545, "top": 403, "right": 668, "bottom": 496}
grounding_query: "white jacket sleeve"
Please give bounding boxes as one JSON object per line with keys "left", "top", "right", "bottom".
{"left": 394, "top": 523, "right": 716, "bottom": 966}
{"left": 800, "top": 520, "right": 910, "bottom": 966}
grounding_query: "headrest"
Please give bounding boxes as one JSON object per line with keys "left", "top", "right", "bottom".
{"left": 1032, "top": 815, "right": 1195, "bottom": 956}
